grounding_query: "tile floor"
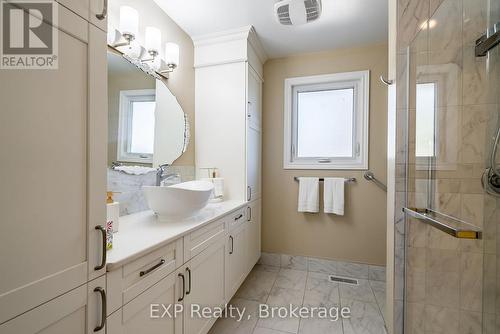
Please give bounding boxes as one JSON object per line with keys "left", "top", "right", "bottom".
{"left": 209, "top": 262, "right": 387, "bottom": 334}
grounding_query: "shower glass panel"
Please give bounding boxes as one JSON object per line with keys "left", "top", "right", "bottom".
{"left": 403, "top": 0, "right": 500, "bottom": 333}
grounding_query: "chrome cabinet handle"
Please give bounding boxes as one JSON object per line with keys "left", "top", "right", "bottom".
{"left": 93, "top": 287, "right": 106, "bottom": 332}
{"left": 379, "top": 75, "right": 393, "bottom": 86}
{"left": 247, "top": 206, "right": 252, "bottom": 222}
{"left": 229, "top": 236, "right": 234, "bottom": 255}
{"left": 186, "top": 267, "right": 191, "bottom": 295}
{"left": 96, "top": 0, "right": 107, "bottom": 20}
{"left": 178, "top": 273, "right": 185, "bottom": 302}
{"left": 247, "top": 186, "right": 252, "bottom": 201}
{"left": 140, "top": 259, "right": 165, "bottom": 277}
{"left": 234, "top": 214, "right": 243, "bottom": 221}
{"left": 94, "top": 225, "right": 106, "bottom": 271}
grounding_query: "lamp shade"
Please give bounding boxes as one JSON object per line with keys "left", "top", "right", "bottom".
{"left": 145, "top": 27, "right": 161, "bottom": 54}
{"left": 164, "top": 43, "right": 180, "bottom": 67}
{"left": 119, "top": 6, "right": 139, "bottom": 37}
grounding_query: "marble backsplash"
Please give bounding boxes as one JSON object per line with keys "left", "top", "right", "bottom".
{"left": 107, "top": 165, "right": 195, "bottom": 216}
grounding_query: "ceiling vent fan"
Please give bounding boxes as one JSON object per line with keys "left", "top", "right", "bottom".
{"left": 274, "top": 0, "right": 322, "bottom": 26}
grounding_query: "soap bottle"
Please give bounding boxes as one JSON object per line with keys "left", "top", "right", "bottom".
{"left": 106, "top": 191, "right": 120, "bottom": 233}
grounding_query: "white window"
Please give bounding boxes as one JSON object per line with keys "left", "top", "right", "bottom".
{"left": 283, "top": 71, "right": 370, "bottom": 169}
{"left": 117, "top": 89, "right": 156, "bottom": 163}
{"left": 415, "top": 82, "right": 436, "bottom": 158}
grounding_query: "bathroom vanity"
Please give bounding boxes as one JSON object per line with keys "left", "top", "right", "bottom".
{"left": 105, "top": 200, "right": 260, "bottom": 334}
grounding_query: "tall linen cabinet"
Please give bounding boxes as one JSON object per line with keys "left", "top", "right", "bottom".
{"left": 194, "top": 26, "right": 265, "bottom": 299}
{"left": 0, "top": 0, "right": 108, "bottom": 332}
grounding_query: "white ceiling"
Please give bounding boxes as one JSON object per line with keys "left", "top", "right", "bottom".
{"left": 153, "top": 0, "right": 388, "bottom": 59}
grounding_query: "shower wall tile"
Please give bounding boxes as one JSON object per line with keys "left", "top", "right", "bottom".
{"left": 425, "top": 271, "right": 460, "bottom": 308}
{"left": 397, "top": 0, "right": 430, "bottom": 52}
{"left": 428, "top": 0, "right": 462, "bottom": 51}
{"left": 405, "top": 302, "right": 425, "bottom": 334}
{"left": 424, "top": 304, "right": 459, "bottom": 334}
{"left": 463, "top": 46, "right": 499, "bottom": 105}
{"left": 460, "top": 252, "right": 483, "bottom": 312}
{"left": 461, "top": 104, "right": 494, "bottom": 164}
{"left": 463, "top": 0, "right": 500, "bottom": 46}
{"left": 459, "top": 310, "right": 483, "bottom": 334}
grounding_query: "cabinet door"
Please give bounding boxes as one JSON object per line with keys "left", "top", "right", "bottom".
{"left": 0, "top": 6, "right": 107, "bottom": 323}
{"left": 0, "top": 284, "right": 88, "bottom": 334}
{"left": 246, "top": 66, "right": 262, "bottom": 201}
{"left": 225, "top": 222, "right": 248, "bottom": 300}
{"left": 246, "top": 200, "right": 261, "bottom": 272}
{"left": 107, "top": 270, "right": 183, "bottom": 334}
{"left": 183, "top": 238, "right": 226, "bottom": 334}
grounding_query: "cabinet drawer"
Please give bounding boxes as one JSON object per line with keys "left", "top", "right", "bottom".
{"left": 107, "top": 239, "right": 183, "bottom": 315}
{"left": 183, "top": 218, "right": 227, "bottom": 262}
{"left": 228, "top": 207, "right": 247, "bottom": 231}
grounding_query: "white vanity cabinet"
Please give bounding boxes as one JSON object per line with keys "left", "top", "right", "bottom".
{"left": 104, "top": 204, "right": 258, "bottom": 334}
{"left": 194, "top": 26, "right": 265, "bottom": 203}
{"left": 0, "top": 2, "right": 107, "bottom": 327}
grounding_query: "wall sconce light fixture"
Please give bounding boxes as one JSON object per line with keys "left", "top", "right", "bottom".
{"left": 113, "top": 6, "right": 139, "bottom": 47}
{"left": 161, "top": 42, "right": 180, "bottom": 73}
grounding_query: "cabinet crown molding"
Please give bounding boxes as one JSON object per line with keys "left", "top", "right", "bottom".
{"left": 193, "top": 25, "right": 267, "bottom": 69}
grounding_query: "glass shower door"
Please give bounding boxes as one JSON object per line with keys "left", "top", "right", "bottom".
{"left": 403, "top": 0, "right": 500, "bottom": 333}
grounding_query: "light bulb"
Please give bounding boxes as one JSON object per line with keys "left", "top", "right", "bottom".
{"left": 145, "top": 27, "right": 161, "bottom": 55}
{"left": 164, "top": 43, "right": 179, "bottom": 68}
{"left": 119, "top": 6, "right": 139, "bottom": 38}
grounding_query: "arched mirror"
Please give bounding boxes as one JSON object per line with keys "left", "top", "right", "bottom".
{"left": 107, "top": 49, "right": 189, "bottom": 168}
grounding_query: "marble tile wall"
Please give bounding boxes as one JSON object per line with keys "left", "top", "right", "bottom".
{"left": 398, "top": 0, "right": 500, "bottom": 333}
{"left": 107, "top": 165, "right": 195, "bottom": 215}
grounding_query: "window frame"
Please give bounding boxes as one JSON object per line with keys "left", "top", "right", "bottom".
{"left": 283, "top": 70, "right": 370, "bottom": 170}
{"left": 117, "top": 89, "right": 156, "bottom": 164}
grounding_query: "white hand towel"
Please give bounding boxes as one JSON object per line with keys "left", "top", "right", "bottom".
{"left": 297, "top": 177, "right": 319, "bottom": 213}
{"left": 324, "top": 178, "right": 345, "bottom": 215}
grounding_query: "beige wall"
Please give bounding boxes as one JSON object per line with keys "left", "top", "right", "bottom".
{"left": 262, "top": 44, "right": 388, "bottom": 266}
{"left": 109, "top": 0, "right": 195, "bottom": 166}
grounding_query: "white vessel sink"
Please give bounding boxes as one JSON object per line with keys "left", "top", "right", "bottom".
{"left": 143, "top": 180, "right": 214, "bottom": 221}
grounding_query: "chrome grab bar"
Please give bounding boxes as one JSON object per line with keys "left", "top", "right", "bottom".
{"left": 363, "top": 171, "right": 387, "bottom": 192}
{"left": 403, "top": 207, "right": 481, "bottom": 239}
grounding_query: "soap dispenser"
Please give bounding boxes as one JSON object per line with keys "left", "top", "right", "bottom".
{"left": 106, "top": 192, "right": 120, "bottom": 233}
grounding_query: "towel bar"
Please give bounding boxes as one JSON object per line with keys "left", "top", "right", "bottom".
{"left": 403, "top": 207, "right": 482, "bottom": 239}
{"left": 293, "top": 177, "right": 356, "bottom": 183}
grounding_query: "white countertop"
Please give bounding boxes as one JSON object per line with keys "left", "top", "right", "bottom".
{"left": 106, "top": 200, "right": 246, "bottom": 270}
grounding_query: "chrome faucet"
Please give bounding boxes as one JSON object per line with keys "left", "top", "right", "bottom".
{"left": 156, "top": 164, "right": 180, "bottom": 186}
